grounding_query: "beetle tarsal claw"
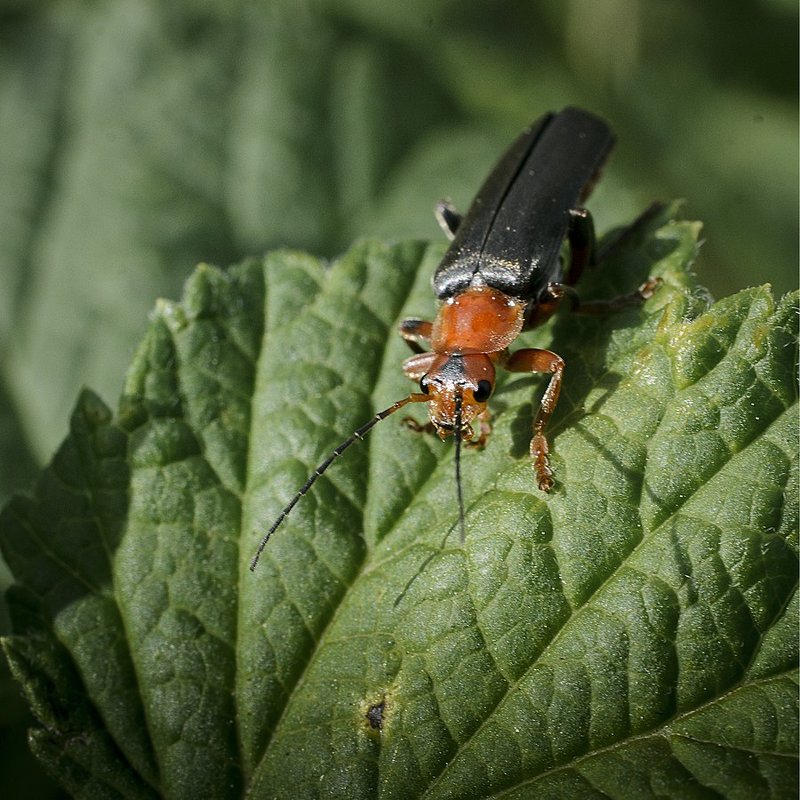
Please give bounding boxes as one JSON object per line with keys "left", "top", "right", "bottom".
{"left": 531, "top": 433, "right": 554, "bottom": 492}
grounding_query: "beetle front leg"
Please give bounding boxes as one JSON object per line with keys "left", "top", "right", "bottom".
{"left": 464, "top": 408, "right": 492, "bottom": 449}
{"left": 403, "top": 418, "right": 436, "bottom": 435}
{"left": 399, "top": 318, "right": 433, "bottom": 354}
{"left": 401, "top": 349, "right": 437, "bottom": 435}
{"left": 505, "top": 348, "right": 565, "bottom": 492}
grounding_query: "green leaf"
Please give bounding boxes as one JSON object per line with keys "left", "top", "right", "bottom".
{"left": 2, "top": 207, "right": 797, "bottom": 798}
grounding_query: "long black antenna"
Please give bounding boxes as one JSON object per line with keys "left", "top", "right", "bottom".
{"left": 250, "top": 392, "right": 428, "bottom": 571}
{"left": 454, "top": 388, "right": 466, "bottom": 543}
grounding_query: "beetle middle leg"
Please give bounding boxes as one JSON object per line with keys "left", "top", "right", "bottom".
{"left": 564, "top": 207, "right": 597, "bottom": 286}
{"left": 505, "top": 348, "right": 565, "bottom": 492}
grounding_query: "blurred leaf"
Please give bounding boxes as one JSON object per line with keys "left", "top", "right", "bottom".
{"left": 0, "top": 652, "right": 66, "bottom": 800}
{"left": 2, "top": 0, "right": 796, "bottom": 469}
{"left": 1, "top": 208, "right": 797, "bottom": 797}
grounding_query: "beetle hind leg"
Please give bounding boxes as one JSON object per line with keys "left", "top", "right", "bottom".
{"left": 596, "top": 201, "right": 665, "bottom": 262}
{"left": 562, "top": 201, "right": 665, "bottom": 315}
{"left": 564, "top": 207, "right": 597, "bottom": 286}
{"left": 562, "top": 277, "right": 662, "bottom": 316}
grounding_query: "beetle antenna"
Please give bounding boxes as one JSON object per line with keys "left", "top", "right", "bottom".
{"left": 393, "top": 394, "right": 468, "bottom": 607}
{"left": 250, "top": 392, "right": 428, "bottom": 571}
{"left": 454, "top": 388, "right": 466, "bottom": 543}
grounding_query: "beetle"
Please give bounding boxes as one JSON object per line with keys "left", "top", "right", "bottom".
{"left": 251, "top": 106, "right": 660, "bottom": 570}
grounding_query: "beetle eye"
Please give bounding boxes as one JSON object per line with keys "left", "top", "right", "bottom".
{"left": 419, "top": 374, "right": 430, "bottom": 395}
{"left": 473, "top": 379, "right": 492, "bottom": 402}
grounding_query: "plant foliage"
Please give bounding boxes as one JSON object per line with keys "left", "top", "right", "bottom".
{"left": 1, "top": 209, "right": 797, "bottom": 798}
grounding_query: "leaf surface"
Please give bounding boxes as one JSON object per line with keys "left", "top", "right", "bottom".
{"left": 1, "top": 209, "right": 797, "bottom": 798}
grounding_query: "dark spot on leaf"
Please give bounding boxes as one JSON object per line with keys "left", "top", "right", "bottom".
{"left": 366, "top": 700, "right": 385, "bottom": 731}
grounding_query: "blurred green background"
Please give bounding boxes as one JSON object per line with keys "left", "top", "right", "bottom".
{"left": 0, "top": 0, "right": 796, "bottom": 796}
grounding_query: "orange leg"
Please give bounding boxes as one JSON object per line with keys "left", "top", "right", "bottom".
{"left": 402, "top": 351, "right": 437, "bottom": 381}
{"left": 403, "top": 417, "right": 436, "bottom": 434}
{"left": 404, "top": 412, "right": 491, "bottom": 445}
{"left": 505, "top": 348, "right": 565, "bottom": 492}
{"left": 399, "top": 318, "right": 433, "bottom": 354}
{"left": 464, "top": 408, "right": 492, "bottom": 449}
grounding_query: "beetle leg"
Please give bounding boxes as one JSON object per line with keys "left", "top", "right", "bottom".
{"left": 401, "top": 350, "right": 437, "bottom": 435}
{"left": 564, "top": 207, "right": 597, "bottom": 285}
{"left": 464, "top": 407, "right": 492, "bottom": 449}
{"left": 435, "top": 200, "right": 463, "bottom": 240}
{"left": 402, "top": 350, "right": 437, "bottom": 380}
{"left": 399, "top": 318, "right": 433, "bottom": 354}
{"left": 596, "top": 201, "right": 665, "bottom": 261}
{"left": 563, "top": 278, "right": 662, "bottom": 316}
{"left": 524, "top": 286, "right": 563, "bottom": 328}
{"left": 505, "top": 348, "right": 565, "bottom": 492}
{"left": 403, "top": 418, "right": 436, "bottom": 435}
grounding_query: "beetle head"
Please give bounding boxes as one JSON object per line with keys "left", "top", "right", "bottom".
{"left": 418, "top": 353, "right": 495, "bottom": 439}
